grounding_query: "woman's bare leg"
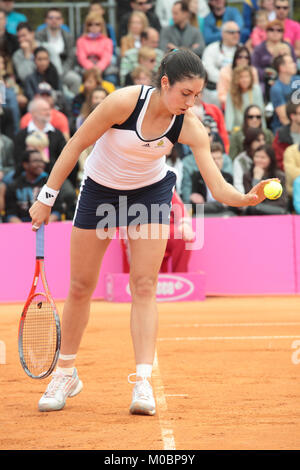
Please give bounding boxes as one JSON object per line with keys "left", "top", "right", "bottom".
{"left": 57, "top": 226, "right": 113, "bottom": 369}
{"left": 128, "top": 224, "right": 169, "bottom": 368}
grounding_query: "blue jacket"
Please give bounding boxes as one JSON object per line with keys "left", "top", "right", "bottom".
{"left": 203, "top": 7, "right": 244, "bottom": 45}
{"left": 242, "top": 0, "right": 259, "bottom": 40}
{"left": 6, "top": 11, "right": 27, "bottom": 35}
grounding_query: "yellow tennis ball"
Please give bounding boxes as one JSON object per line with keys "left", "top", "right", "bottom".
{"left": 263, "top": 181, "right": 283, "bottom": 200}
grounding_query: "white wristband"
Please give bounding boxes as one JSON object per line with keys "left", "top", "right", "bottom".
{"left": 37, "top": 184, "right": 59, "bottom": 207}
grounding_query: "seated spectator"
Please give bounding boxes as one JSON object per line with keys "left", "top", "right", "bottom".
{"left": 14, "top": 97, "right": 66, "bottom": 177}
{"left": 13, "top": 22, "right": 62, "bottom": 88}
{"left": 293, "top": 174, "right": 300, "bottom": 214}
{"left": 217, "top": 45, "right": 259, "bottom": 109}
{"left": 155, "top": 0, "right": 177, "bottom": 28}
{"left": 76, "top": 85, "right": 108, "bottom": 130}
{"left": 203, "top": 0, "right": 245, "bottom": 45}
{"left": 270, "top": 53, "right": 300, "bottom": 133}
{"left": 248, "top": 9, "right": 268, "bottom": 50}
{"left": 130, "top": 64, "right": 153, "bottom": 85}
{"left": 191, "top": 91, "right": 230, "bottom": 153}
{"left": 88, "top": 1, "right": 118, "bottom": 56}
{"left": 274, "top": 0, "right": 300, "bottom": 60}
{"left": 233, "top": 127, "right": 266, "bottom": 193}
{"left": 284, "top": 143, "right": 300, "bottom": 200}
{"left": 119, "top": 27, "right": 163, "bottom": 87}
{"left": 0, "top": 7, "right": 18, "bottom": 58}
{"left": 243, "top": 144, "right": 288, "bottom": 214}
{"left": 0, "top": 0, "right": 27, "bottom": 34}
{"left": 229, "top": 104, "right": 273, "bottom": 160}
{"left": 71, "top": 67, "right": 115, "bottom": 132}
{"left": 76, "top": 11, "right": 114, "bottom": 84}
{"left": 118, "top": 0, "right": 161, "bottom": 43}
{"left": 24, "top": 46, "right": 62, "bottom": 101}
{"left": 225, "top": 64, "right": 265, "bottom": 133}
{"left": 251, "top": 19, "right": 296, "bottom": 97}
{"left": 124, "top": 46, "right": 156, "bottom": 85}
{"left": 120, "top": 11, "right": 149, "bottom": 57}
{"left": 272, "top": 101, "right": 300, "bottom": 171}
{"left": 35, "top": 8, "right": 81, "bottom": 99}
{"left": 190, "top": 142, "right": 237, "bottom": 217}
{"left": 20, "top": 82, "right": 70, "bottom": 141}
{"left": 159, "top": 1, "right": 205, "bottom": 57}
{"left": 4, "top": 149, "right": 63, "bottom": 223}
{"left": 202, "top": 21, "right": 240, "bottom": 106}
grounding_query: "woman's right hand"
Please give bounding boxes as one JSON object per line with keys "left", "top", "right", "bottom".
{"left": 29, "top": 201, "right": 52, "bottom": 231}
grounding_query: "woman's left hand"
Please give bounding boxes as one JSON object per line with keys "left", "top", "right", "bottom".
{"left": 243, "top": 178, "right": 281, "bottom": 207}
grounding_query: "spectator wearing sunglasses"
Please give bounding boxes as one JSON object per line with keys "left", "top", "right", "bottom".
{"left": 76, "top": 12, "right": 114, "bottom": 84}
{"left": 251, "top": 19, "right": 296, "bottom": 96}
{"left": 120, "top": 11, "right": 149, "bottom": 57}
{"left": 274, "top": 0, "right": 300, "bottom": 59}
{"left": 203, "top": 0, "right": 245, "bottom": 45}
{"left": 229, "top": 104, "right": 273, "bottom": 160}
{"left": 217, "top": 45, "right": 259, "bottom": 109}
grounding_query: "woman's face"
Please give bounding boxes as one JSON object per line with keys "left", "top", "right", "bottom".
{"left": 235, "top": 50, "right": 250, "bottom": 67}
{"left": 238, "top": 71, "right": 252, "bottom": 91}
{"left": 246, "top": 107, "right": 262, "bottom": 128}
{"left": 162, "top": 76, "right": 205, "bottom": 115}
{"left": 134, "top": 72, "right": 152, "bottom": 85}
{"left": 266, "top": 25, "right": 283, "bottom": 43}
{"left": 35, "top": 51, "right": 50, "bottom": 73}
{"left": 91, "top": 90, "right": 107, "bottom": 105}
{"left": 129, "top": 15, "right": 144, "bottom": 35}
{"left": 253, "top": 149, "right": 270, "bottom": 170}
{"left": 87, "top": 19, "right": 102, "bottom": 34}
{"left": 84, "top": 76, "right": 98, "bottom": 92}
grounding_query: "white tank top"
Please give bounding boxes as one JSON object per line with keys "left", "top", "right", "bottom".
{"left": 84, "top": 85, "right": 184, "bottom": 190}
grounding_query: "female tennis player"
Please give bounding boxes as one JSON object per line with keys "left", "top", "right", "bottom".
{"left": 30, "top": 48, "right": 277, "bottom": 415}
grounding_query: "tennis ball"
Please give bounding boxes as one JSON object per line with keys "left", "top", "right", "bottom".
{"left": 263, "top": 181, "right": 283, "bottom": 200}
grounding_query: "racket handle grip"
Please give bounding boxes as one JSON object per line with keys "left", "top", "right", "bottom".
{"left": 36, "top": 223, "right": 45, "bottom": 258}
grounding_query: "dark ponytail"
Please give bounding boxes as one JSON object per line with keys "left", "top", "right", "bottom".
{"left": 155, "top": 48, "right": 207, "bottom": 89}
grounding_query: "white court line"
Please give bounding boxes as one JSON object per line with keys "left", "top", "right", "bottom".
{"left": 152, "top": 351, "right": 176, "bottom": 451}
{"left": 158, "top": 335, "right": 300, "bottom": 342}
{"left": 169, "top": 322, "right": 300, "bottom": 328}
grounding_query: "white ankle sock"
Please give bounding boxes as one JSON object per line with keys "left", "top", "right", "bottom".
{"left": 136, "top": 363, "right": 152, "bottom": 379}
{"left": 56, "top": 366, "right": 74, "bottom": 376}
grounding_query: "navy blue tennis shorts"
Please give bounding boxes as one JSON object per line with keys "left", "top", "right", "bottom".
{"left": 73, "top": 170, "right": 177, "bottom": 229}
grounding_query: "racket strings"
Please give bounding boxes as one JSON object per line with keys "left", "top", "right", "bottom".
{"left": 21, "top": 294, "right": 58, "bottom": 377}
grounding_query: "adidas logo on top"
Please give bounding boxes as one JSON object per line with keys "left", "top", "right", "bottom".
{"left": 45, "top": 192, "right": 54, "bottom": 199}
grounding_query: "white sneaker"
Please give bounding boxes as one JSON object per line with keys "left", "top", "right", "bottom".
{"left": 128, "top": 374, "right": 156, "bottom": 416}
{"left": 38, "top": 368, "right": 83, "bottom": 412}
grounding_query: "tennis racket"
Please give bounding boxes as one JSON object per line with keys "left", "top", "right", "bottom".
{"left": 18, "top": 224, "right": 61, "bottom": 379}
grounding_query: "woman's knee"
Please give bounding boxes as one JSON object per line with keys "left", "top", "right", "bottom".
{"left": 130, "top": 275, "right": 157, "bottom": 301}
{"left": 68, "top": 277, "right": 95, "bottom": 302}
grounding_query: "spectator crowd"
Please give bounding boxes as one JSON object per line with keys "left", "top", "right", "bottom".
{"left": 0, "top": 0, "right": 300, "bottom": 224}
